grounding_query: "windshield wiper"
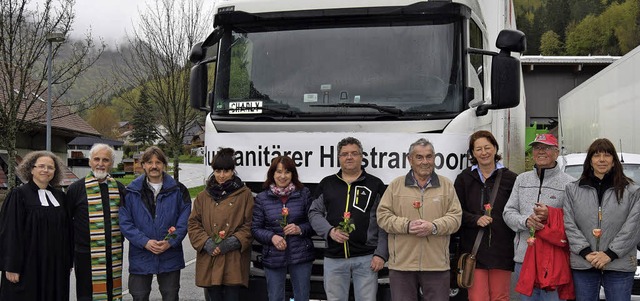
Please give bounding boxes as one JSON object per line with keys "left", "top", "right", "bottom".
{"left": 310, "top": 103, "right": 404, "bottom": 116}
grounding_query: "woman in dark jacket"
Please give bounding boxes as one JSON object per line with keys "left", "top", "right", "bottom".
{"left": 252, "top": 156, "right": 315, "bottom": 301}
{"left": 454, "top": 130, "right": 517, "bottom": 301}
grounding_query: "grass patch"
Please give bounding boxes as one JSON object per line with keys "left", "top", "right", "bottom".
{"left": 178, "top": 155, "right": 205, "bottom": 164}
{"left": 188, "top": 185, "right": 205, "bottom": 199}
{"left": 116, "top": 174, "right": 138, "bottom": 186}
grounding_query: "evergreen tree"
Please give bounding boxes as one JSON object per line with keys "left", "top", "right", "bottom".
{"left": 527, "top": 7, "right": 547, "bottom": 54}
{"left": 543, "top": 0, "right": 571, "bottom": 41}
{"left": 569, "top": 0, "right": 607, "bottom": 24}
{"left": 130, "top": 87, "right": 159, "bottom": 146}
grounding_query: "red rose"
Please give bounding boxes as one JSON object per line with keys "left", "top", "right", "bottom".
{"left": 343, "top": 212, "right": 351, "bottom": 219}
{"left": 164, "top": 226, "right": 177, "bottom": 240}
{"left": 592, "top": 228, "right": 602, "bottom": 238}
{"left": 413, "top": 201, "right": 421, "bottom": 209}
{"left": 527, "top": 237, "right": 536, "bottom": 246}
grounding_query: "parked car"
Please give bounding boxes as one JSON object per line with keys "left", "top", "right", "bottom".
{"left": 559, "top": 152, "right": 640, "bottom": 184}
{"left": 559, "top": 152, "right": 640, "bottom": 300}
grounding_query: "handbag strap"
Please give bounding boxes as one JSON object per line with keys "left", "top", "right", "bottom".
{"left": 471, "top": 169, "right": 503, "bottom": 256}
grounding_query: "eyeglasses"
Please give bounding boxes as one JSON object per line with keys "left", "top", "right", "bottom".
{"left": 339, "top": 152, "right": 361, "bottom": 158}
{"left": 33, "top": 164, "right": 56, "bottom": 171}
{"left": 532, "top": 145, "right": 556, "bottom": 151}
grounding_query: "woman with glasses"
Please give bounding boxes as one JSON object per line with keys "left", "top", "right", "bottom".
{"left": 0, "top": 151, "right": 72, "bottom": 301}
{"left": 563, "top": 138, "right": 640, "bottom": 300}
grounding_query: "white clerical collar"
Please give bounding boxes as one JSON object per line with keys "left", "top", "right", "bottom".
{"left": 38, "top": 189, "right": 60, "bottom": 207}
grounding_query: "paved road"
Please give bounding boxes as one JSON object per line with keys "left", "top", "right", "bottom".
{"left": 171, "top": 162, "right": 208, "bottom": 189}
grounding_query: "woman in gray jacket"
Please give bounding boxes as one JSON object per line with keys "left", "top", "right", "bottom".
{"left": 563, "top": 138, "right": 640, "bottom": 301}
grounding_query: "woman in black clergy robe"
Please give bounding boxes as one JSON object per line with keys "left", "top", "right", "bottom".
{"left": 0, "top": 151, "right": 72, "bottom": 301}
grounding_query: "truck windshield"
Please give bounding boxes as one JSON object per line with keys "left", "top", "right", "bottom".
{"left": 213, "top": 21, "right": 463, "bottom": 118}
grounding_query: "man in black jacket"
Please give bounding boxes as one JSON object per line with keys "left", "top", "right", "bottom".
{"left": 309, "top": 137, "right": 388, "bottom": 301}
{"left": 67, "top": 143, "right": 126, "bottom": 301}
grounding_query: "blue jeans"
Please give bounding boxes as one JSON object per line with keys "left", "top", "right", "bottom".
{"left": 572, "top": 269, "right": 634, "bottom": 301}
{"left": 514, "top": 263, "right": 563, "bottom": 301}
{"left": 265, "top": 262, "right": 313, "bottom": 301}
{"left": 324, "top": 254, "right": 378, "bottom": 301}
{"left": 128, "top": 270, "right": 180, "bottom": 301}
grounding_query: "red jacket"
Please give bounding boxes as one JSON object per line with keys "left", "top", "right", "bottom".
{"left": 515, "top": 206, "right": 575, "bottom": 300}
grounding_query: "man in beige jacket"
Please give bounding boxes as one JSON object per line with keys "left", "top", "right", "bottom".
{"left": 377, "top": 138, "right": 462, "bottom": 301}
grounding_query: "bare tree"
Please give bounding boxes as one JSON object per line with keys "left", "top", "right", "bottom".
{"left": 118, "top": 0, "right": 210, "bottom": 180}
{"left": 0, "top": 0, "right": 105, "bottom": 188}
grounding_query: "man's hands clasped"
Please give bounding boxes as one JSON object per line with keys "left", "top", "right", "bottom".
{"left": 408, "top": 219, "right": 437, "bottom": 237}
{"left": 145, "top": 239, "right": 171, "bottom": 255}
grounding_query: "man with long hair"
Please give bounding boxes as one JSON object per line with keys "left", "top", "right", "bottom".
{"left": 120, "top": 146, "right": 191, "bottom": 301}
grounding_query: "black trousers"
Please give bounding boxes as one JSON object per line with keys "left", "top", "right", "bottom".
{"left": 74, "top": 251, "right": 93, "bottom": 301}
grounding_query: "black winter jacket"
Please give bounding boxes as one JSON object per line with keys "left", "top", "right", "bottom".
{"left": 454, "top": 167, "right": 517, "bottom": 271}
{"left": 309, "top": 169, "right": 388, "bottom": 260}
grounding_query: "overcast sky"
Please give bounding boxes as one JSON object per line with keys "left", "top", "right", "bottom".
{"left": 70, "top": 0, "right": 143, "bottom": 46}
{"left": 70, "top": 0, "right": 214, "bottom": 47}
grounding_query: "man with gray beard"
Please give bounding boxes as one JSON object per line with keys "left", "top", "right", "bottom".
{"left": 67, "top": 143, "right": 126, "bottom": 301}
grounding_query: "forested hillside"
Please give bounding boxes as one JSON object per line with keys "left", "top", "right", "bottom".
{"left": 515, "top": 0, "right": 640, "bottom": 55}
{"left": 57, "top": 45, "right": 135, "bottom": 112}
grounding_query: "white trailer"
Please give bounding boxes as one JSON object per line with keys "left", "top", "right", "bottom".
{"left": 559, "top": 45, "right": 640, "bottom": 154}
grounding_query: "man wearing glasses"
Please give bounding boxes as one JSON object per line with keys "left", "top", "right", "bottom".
{"left": 503, "top": 134, "right": 575, "bottom": 301}
{"left": 309, "top": 137, "right": 388, "bottom": 301}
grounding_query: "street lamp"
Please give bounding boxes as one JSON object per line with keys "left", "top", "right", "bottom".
{"left": 45, "top": 32, "right": 65, "bottom": 151}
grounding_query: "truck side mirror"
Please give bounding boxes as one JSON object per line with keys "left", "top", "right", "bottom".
{"left": 476, "top": 29, "right": 526, "bottom": 116}
{"left": 189, "top": 42, "right": 206, "bottom": 64}
{"left": 189, "top": 28, "right": 224, "bottom": 111}
{"left": 190, "top": 64, "right": 209, "bottom": 111}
